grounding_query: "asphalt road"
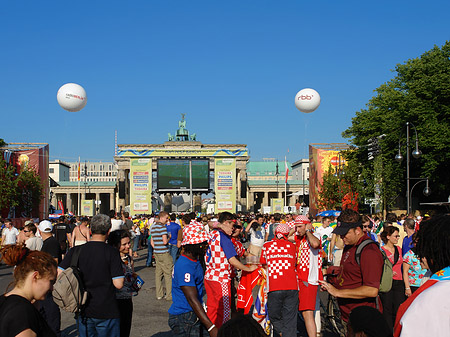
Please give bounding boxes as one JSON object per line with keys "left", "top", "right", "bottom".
{"left": 0, "top": 248, "right": 341, "bottom": 337}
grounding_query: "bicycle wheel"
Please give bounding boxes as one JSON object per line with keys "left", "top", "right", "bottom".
{"left": 327, "top": 295, "right": 346, "bottom": 337}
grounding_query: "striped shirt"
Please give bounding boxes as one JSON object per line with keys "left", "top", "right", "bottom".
{"left": 150, "top": 222, "right": 169, "bottom": 254}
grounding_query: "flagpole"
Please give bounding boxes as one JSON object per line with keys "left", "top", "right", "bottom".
{"left": 77, "top": 156, "right": 81, "bottom": 216}
{"left": 284, "top": 156, "right": 287, "bottom": 208}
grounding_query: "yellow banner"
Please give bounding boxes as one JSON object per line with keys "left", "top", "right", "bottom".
{"left": 118, "top": 148, "right": 248, "bottom": 157}
{"left": 271, "top": 198, "right": 283, "bottom": 213}
{"left": 82, "top": 200, "right": 94, "bottom": 216}
{"left": 130, "top": 158, "right": 152, "bottom": 215}
{"left": 215, "top": 158, "right": 236, "bottom": 213}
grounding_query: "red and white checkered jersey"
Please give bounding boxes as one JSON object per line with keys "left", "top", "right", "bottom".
{"left": 295, "top": 234, "right": 323, "bottom": 285}
{"left": 286, "top": 221, "right": 295, "bottom": 229}
{"left": 205, "top": 230, "right": 234, "bottom": 282}
{"left": 260, "top": 239, "right": 298, "bottom": 292}
{"left": 232, "top": 237, "right": 245, "bottom": 258}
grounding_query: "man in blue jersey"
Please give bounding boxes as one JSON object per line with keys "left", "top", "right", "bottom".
{"left": 168, "top": 221, "right": 218, "bottom": 337}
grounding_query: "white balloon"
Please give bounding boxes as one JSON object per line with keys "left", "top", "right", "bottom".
{"left": 294, "top": 88, "right": 320, "bottom": 113}
{"left": 57, "top": 83, "right": 87, "bottom": 112}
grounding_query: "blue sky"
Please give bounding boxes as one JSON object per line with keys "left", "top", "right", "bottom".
{"left": 1, "top": 0, "right": 449, "bottom": 163}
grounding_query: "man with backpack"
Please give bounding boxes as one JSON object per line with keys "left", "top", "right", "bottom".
{"left": 58, "top": 214, "right": 124, "bottom": 337}
{"left": 319, "top": 210, "right": 384, "bottom": 323}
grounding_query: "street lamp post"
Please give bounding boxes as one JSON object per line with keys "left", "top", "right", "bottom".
{"left": 395, "top": 122, "right": 427, "bottom": 214}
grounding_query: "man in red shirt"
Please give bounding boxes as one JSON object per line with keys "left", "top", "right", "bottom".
{"left": 319, "top": 209, "right": 384, "bottom": 323}
{"left": 289, "top": 215, "right": 322, "bottom": 337}
{"left": 260, "top": 223, "right": 298, "bottom": 337}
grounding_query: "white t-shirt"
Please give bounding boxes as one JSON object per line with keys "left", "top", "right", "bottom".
{"left": 25, "top": 236, "right": 43, "bottom": 251}
{"left": 249, "top": 227, "right": 266, "bottom": 247}
{"left": 111, "top": 219, "right": 124, "bottom": 232}
{"left": 2, "top": 227, "right": 19, "bottom": 245}
{"left": 400, "top": 280, "right": 450, "bottom": 336}
{"left": 316, "top": 226, "right": 334, "bottom": 242}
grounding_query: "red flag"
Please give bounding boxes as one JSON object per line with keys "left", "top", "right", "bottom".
{"left": 77, "top": 160, "right": 81, "bottom": 181}
{"left": 284, "top": 158, "right": 289, "bottom": 183}
{"left": 58, "top": 200, "right": 64, "bottom": 212}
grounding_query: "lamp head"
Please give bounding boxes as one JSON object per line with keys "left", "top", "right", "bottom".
{"left": 412, "top": 148, "right": 422, "bottom": 159}
{"left": 395, "top": 153, "right": 403, "bottom": 162}
{"left": 423, "top": 186, "right": 431, "bottom": 197}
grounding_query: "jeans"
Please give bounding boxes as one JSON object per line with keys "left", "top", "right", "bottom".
{"left": 133, "top": 235, "right": 140, "bottom": 252}
{"left": 267, "top": 289, "right": 299, "bottom": 337}
{"left": 117, "top": 298, "right": 133, "bottom": 337}
{"left": 168, "top": 311, "right": 208, "bottom": 337}
{"left": 146, "top": 238, "right": 154, "bottom": 266}
{"left": 169, "top": 244, "right": 179, "bottom": 264}
{"left": 380, "top": 279, "right": 406, "bottom": 331}
{"left": 77, "top": 316, "right": 120, "bottom": 337}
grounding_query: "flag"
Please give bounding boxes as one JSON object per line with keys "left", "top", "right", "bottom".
{"left": 58, "top": 201, "right": 64, "bottom": 213}
{"left": 284, "top": 157, "right": 289, "bottom": 183}
{"left": 252, "top": 268, "right": 271, "bottom": 335}
{"left": 77, "top": 159, "right": 81, "bottom": 181}
{"left": 237, "top": 268, "right": 262, "bottom": 314}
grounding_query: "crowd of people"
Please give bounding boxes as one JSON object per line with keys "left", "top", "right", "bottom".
{"left": 0, "top": 209, "right": 448, "bottom": 337}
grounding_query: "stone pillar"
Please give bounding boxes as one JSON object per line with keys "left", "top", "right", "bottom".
{"left": 66, "top": 193, "right": 72, "bottom": 213}
{"left": 163, "top": 193, "right": 172, "bottom": 213}
{"left": 263, "top": 192, "right": 269, "bottom": 208}
{"left": 95, "top": 193, "right": 100, "bottom": 215}
{"left": 247, "top": 191, "right": 254, "bottom": 212}
{"left": 193, "top": 195, "right": 202, "bottom": 212}
{"left": 110, "top": 192, "right": 115, "bottom": 212}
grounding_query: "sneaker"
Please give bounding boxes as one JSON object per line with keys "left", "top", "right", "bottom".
{"left": 157, "top": 296, "right": 164, "bottom": 300}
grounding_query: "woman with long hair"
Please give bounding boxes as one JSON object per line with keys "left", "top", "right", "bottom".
{"left": 0, "top": 244, "right": 57, "bottom": 337}
{"left": 108, "top": 230, "right": 134, "bottom": 337}
{"left": 380, "top": 226, "right": 405, "bottom": 331}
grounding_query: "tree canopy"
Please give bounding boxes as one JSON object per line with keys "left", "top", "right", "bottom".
{"left": 343, "top": 41, "right": 450, "bottom": 210}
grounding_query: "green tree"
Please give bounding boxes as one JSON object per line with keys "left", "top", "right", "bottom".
{"left": 343, "top": 41, "right": 450, "bottom": 209}
{"left": 16, "top": 166, "right": 43, "bottom": 217}
{"left": 0, "top": 157, "right": 19, "bottom": 211}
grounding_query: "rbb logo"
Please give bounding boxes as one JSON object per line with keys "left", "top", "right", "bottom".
{"left": 298, "top": 95, "right": 314, "bottom": 101}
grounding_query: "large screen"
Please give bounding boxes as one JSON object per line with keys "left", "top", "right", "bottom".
{"left": 157, "top": 159, "right": 210, "bottom": 191}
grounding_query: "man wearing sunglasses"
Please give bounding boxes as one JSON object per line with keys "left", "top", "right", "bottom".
{"left": 23, "top": 222, "right": 43, "bottom": 251}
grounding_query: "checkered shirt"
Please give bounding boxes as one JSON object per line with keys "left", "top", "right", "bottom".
{"left": 295, "top": 234, "right": 323, "bottom": 282}
{"left": 261, "top": 239, "right": 298, "bottom": 291}
{"left": 205, "top": 230, "right": 233, "bottom": 282}
{"left": 286, "top": 221, "right": 295, "bottom": 229}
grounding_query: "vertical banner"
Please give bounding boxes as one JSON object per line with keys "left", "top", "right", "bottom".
{"left": 271, "top": 198, "right": 283, "bottom": 213}
{"left": 82, "top": 200, "right": 94, "bottom": 216}
{"left": 215, "top": 158, "right": 236, "bottom": 213}
{"left": 130, "top": 158, "right": 152, "bottom": 215}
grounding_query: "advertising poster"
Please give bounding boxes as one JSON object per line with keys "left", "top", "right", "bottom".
{"left": 271, "top": 198, "right": 283, "bottom": 213}
{"left": 82, "top": 200, "right": 94, "bottom": 216}
{"left": 309, "top": 146, "right": 345, "bottom": 217}
{"left": 130, "top": 158, "right": 152, "bottom": 215}
{"left": 215, "top": 158, "right": 236, "bottom": 213}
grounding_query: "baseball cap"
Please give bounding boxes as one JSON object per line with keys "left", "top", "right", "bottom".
{"left": 181, "top": 223, "right": 209, "bottom": 246}
{"left": 332, "top": 221, "right": 361, "bottom": 235}
{"left": 294, "top": 215, "right": 311, "bottom": 224}
{"left": 275, "top": 223, "right": 290, "bottom": 239}
{"left": 38, "top": 220, "right": 53, "bottom": 233}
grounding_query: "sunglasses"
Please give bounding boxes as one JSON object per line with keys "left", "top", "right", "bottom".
{"left": 23, "top": 230, "right": 30, "bottom": 233}
{"left": 233, "top": 225, "right": 243, "bottom": 229}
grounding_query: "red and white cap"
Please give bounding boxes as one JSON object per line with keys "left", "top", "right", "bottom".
{"left": 294, "top": 215, "right": 311, "bottom": 224}
{"left": 275, "top": 223, "right": 291, "bottom": 239}
{"left": 181, "top": 223, "right": 209, "bottom": 246}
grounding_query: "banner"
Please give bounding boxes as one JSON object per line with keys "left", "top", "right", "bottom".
{"left": 82, "top": 200, "right": 94, "bottom": 216}
{"left": 271, "top": 198, "right": 283, "bottom": 213}
{"left": 130, "top": 158, "right": 152, "bottom": 215}
{"left": 215, "top": 158, "right": 236, "bottom": 213}
{"left": 309, "top": 145, "right": 347, "bottom": 216}
{"left": 118, "top": 148, "right": 248, "bottom": 157}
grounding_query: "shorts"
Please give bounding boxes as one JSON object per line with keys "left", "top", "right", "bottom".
{"left": 298, "top": 281, "right": 318, "bottom": 311}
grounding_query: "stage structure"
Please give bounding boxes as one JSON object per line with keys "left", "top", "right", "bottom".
{"left": 115, "top": 115, "right": 249, "bottom": 215}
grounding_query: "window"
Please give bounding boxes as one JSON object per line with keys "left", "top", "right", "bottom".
{"left": 49, "top": 168, "right": 54, "bottom": 173}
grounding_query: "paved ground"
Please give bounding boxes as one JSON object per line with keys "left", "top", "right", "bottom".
{"left": 0, "top": 247, "right": 341, "bottom": 337}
